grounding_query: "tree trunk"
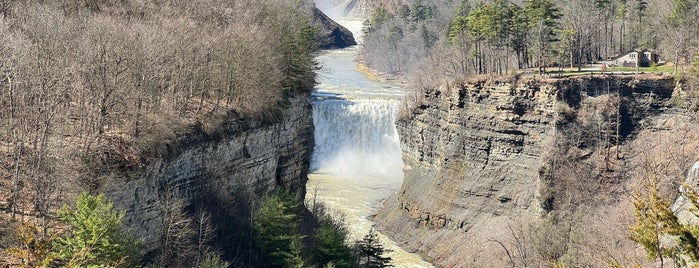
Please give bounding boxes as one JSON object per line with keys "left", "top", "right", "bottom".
{"left": 11, "top": 142, "right": 22, "bottom": 220}
{"left": 620, "top": 21, "right": 625, "bottom": 54}
{"left": 616, "top": 86, "right": 621, "bottom": 160}
{"left": 675, "top": 49, "right": 679, "bottom": 74}
{"left": 577, "top": 37, "right": 583, "bottom": 71}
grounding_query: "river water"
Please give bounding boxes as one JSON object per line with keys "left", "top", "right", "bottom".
{"left": 304, "top": 11, "right": 434, "bottom": 268}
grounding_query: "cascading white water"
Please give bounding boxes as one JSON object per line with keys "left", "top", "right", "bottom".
{"left": 306, "top": 2, "right": 434, "bottom": 267}
{"left": 309, "top": 38, "right": 406, "bottom": 181}
{"left": 311, "top": 97, "right": 403, "bottom": 179}
{"left": 307, "top": 49, "right": 433, "bottom": 267}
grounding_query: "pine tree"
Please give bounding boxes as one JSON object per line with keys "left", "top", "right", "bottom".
{"left": 313, "top": 215, "right": 355, "bottom": 268}
{"left": 253, "top": 190, "right": 304, "bottom": 267}
{"left": 524, "top": 0, "right": 562, "bottom": 74}
{"left": 54, "top": 192, "right": 141, "bottom": 267}
{"left": 198, "top": 253, "right": 229, "bottom": 268}
{"left": 630, "top": 173, "right": 699, "bottom": 267}
{"left": 355, "top": 228, "right": 393, "bottom": 268}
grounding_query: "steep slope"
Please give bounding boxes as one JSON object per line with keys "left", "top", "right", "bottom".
{"left": 375, "top": 75, "right": 689, "bottom": 267}
{"left": 103, "top": 95, "right": 312, "bottom": 254}
{"left": 312, "top": 7, "right": 357, "bottom": 49}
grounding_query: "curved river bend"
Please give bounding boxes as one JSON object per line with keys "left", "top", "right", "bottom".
{"left": 305, "top": 15, "right": 434, "bottom": 267}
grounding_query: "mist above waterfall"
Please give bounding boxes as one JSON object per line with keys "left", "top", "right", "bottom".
{"left": 311, "top": 97, "right": 403, "bottom": 179}
{"left": 309, "top": 32, "right": 406, "bottom": 180}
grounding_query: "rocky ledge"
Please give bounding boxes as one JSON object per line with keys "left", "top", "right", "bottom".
{"left": 102, "top": 95, "right": 313, "bottom": 254}
{"left": 375, "top": 74, "right": 681, "bottom": 267}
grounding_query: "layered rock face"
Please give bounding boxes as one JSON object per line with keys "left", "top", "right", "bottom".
{"left": 375, "top": 75, "right": 676, "bottom": 267}
{"left": 102, "top": 96, "right": 312, "bottom": 253}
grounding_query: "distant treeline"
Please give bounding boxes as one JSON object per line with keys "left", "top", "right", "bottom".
{"left": 362, "top": 0, "right": 699, "bottom": 83}
{"left": 0, "top": 0, "right": 316, "bottom": 235}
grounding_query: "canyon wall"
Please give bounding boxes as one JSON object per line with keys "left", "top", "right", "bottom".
{"left": 375, "top": 75, "right": 682, "bottom": 267}
{"left": 101, "top": 95, "right": 313, "bottom": 253}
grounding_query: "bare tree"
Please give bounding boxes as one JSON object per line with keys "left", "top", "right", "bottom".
{"left": 160, "top": 189, "right": 196, "bottom": 267}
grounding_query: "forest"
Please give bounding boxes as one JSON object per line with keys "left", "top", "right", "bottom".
{"left": 0, "top": 0, "right": 331, "bottom": 266}
{"left": 4, "top": 189, "right": 395, "bottom": 267}
{"left": 362, "top": 0, "right": 699, "bottom": 86}
{"left": 0, "top": 0, "right": 316, "bottom": 232}
{"left": 3, "top": 0, "right": 699, "bottom": 266}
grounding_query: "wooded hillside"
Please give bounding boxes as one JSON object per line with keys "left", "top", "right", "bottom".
{"left": 0, "top": 0, "right": 316, "bottom": 242}
{"left": 361, "top": 0, "right": 699, "bottom": 83}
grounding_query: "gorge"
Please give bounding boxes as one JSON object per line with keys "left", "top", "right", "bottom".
{"left": 4, "top": 0, "right": 699, "bottom": 267}
{"left": 311, "top": 2, "right": 699, "bottom": 266}
{"left": 375, "top": 75, "right": 699, "bottom": 267}
{"left": 306, "top": 4, "right": 433, "bottom": 266}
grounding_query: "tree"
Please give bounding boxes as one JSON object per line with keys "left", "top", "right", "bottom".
{"left": 616, "top": 0, "right": 630, "bottom": 53}
{"left": 355, "top": 228, "right": 393, "bottom": 268}
{"left": 253, "top": 190, "right": 304, "bottom": 267}
{"left": 508, "top": 4, "right": 530, "bottom": 69}
{"left": 313, "top": 215, "right": 356, "bottom": 268}
{"left": 54, "top": 192, "right": 141, "bottom": 267}
{"left": 630, "top": 172, "right": 699, "bottom": 267}
{"left": 365, "top": 7, "right": 393, "bottom": 33}
{"left": 4, "top": 222, "right": 57, "bottom": 267}
{"left": 525, "top": 0, "right": 562, "bottom": 74}
{"left": 159, "top": 192, "right": 197, "bottom": 267}
{"left": 560, "top": 0, "right": 600, "bottom": 71}
{"left": 467, "top": 0, "right": 512, "bottom": 75}
{"left": 658, "top": 0, "right": 699, "bottom": 73}
{"left": 198, "top": 253, "right": 230, "bottom": 268}
{"left": 633, "top": 0, "right": 649, "bottom": 48}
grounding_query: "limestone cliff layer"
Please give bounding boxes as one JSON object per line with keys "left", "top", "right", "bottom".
{"left": 375, "top": 75, "right": 677, "bottom": 267}
{"left": 102, "top": 95, "right": 312, "bottom": 253}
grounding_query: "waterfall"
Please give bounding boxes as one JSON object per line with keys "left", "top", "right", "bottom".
{"left": 311, "top": 96, "right": 403, "bottom": 180}
{"left": 305, "top": 3, "right": 434, "bottom": 266}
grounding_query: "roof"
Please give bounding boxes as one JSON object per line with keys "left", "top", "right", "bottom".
{"left": 610, "top": 49, "right": 656, "bottom": 61}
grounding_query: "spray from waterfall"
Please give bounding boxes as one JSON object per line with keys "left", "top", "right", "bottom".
{"left": 311, "top": 97, "right": 403, "bottom": 180}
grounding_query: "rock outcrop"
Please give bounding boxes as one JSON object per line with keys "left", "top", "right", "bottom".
{"left": 312, "top": 7, "right": 357, "bottom": 49}
{"left": 375, "top": 75, "right": 678, "bottom": 267}
{"left": 101, "top": 95, "right": 313, "bottom": 254}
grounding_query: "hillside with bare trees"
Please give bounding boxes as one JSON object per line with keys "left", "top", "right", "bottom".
{"left": 0, "top": 0, "right": 327, "bottom": 265}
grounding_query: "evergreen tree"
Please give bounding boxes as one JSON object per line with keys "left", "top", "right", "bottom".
{"left": 253, "top": 190, "right": 304, "bottom": 267}
{"left": 524, "top": 0, "right": 562, "bottom": 74}
{"left": 630, "top": 174, "right": 699, "bottom": 267}
{"left": 313, "top": 216, "right": 356, "bottom": 268}
{"left": 355, "top": 228, "right": 393, "bottom": 268}
{"left": 198, "top": 253, "right": 229, "bottom": 268}
{"left": 54, "top": 192, "right": 141, "bottom": 268}
{"left": 448, "top": 0, "right": 472, "bottom": 44}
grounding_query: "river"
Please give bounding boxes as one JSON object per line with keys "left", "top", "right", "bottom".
{"left": 304, "top": 8, "right": 434, "bottom": 268}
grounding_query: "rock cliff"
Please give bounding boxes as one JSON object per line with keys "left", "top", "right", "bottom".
{"left": 312, "top": 7, "right": 357, "bottom": 49}
{"left": 375, "top": 75, "right": 682, "bottom": 267}
{"left": 101, "top": 95, "right": 313, "bottom": 254}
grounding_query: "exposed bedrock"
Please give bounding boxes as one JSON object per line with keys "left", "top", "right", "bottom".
{"left": 102, "top": 95, "right": 313, "bottom": 254}
{"left": 375, "top": 75, "right": 679, "bottom": 267}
